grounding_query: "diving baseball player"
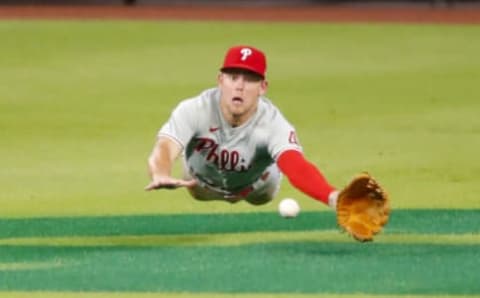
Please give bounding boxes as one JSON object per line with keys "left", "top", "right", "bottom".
{"left": 145, "top": 45, "right": 340, "bottom": 207}
{"left": 146, "top": 45, "right": 391, "bottom": 241}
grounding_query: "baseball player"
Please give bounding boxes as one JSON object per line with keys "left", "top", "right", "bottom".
{"left": 146, "top": 45, "right": 340, "bottom": 208}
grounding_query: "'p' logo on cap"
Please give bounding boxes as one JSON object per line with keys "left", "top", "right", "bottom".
{"left": 240, "top": 48, "right": 253, "bottom": 61}
{"left": 221, "top": 45, "right": 267, "bottom": 78}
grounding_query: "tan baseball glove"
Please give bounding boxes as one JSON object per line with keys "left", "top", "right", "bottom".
{"left": 336, "top": 172, "right": 390, "bottom": 242}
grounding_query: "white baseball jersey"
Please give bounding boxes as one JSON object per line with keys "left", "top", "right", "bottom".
{"left": 159, "top": 87, "right": 302, "bottom": 193}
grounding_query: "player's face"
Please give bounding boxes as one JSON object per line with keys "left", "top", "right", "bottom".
{"left": 218, "top": 70, "right": 268, "bottom": 126}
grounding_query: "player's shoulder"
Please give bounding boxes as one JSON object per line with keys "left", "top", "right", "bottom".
{"left": 259, "top": 96, "right": 278, "bottom": 111}
{"left": 258, "top": 96, "right": 288, "bottom": 122}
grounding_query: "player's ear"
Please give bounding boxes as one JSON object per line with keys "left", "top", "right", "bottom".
{"left": 217, "top": 72, "right": 223, "bottom": 85}
{"left": 259, "top": 80, "right": 268, "bottom": 95}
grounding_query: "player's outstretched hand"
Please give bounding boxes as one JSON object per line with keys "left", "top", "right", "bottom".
{"left": 145, "top": 176, "right": 197, "bottom": 191}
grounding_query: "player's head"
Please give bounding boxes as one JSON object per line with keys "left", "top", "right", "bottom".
{"left": 217, "top": 45, "right": 268, "bottom": 125}
{"left": 220, "top": 45, "right": 267, "bottom": 79}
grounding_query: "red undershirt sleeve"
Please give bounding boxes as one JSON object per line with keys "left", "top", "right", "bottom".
{"left": 277, "top": 150, "right": 336, "bottom": 205}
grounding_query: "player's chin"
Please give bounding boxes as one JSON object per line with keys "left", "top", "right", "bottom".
{"left": 228, "top": 106, "right": 245, "bottom": 116}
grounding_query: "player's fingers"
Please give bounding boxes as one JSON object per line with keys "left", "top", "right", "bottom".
{"left": 145, "top": 178, "right": 197, "bottom": 191}
{"left": 176, "top": 179, "right": 197, "bottom": 188}
{"left": 144, "top": 181, "right": 178, "bottom": 191}
{"left": 144, "top": 182, "right": 158, "bottom": 191}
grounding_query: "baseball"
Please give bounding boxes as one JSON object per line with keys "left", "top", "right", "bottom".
{"left": 278, "top": 198, "right": 300, "bottom": 218}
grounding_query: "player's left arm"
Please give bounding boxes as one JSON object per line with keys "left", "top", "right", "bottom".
{"left": 277, "top": 150, "right": 338, "bottom": 207}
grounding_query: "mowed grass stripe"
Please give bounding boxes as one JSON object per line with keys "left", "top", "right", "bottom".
{"left": 1, "top": 231, "right": 480, "bottom": 247}
{"left": 1, "top": 210, "right": 480, "bottom": 239}
{"left": 2, "top": 293, "right": 480, "bottom": 298}
{"left": 1, "top": 242, "right": 479, "bottom": 294}
{"left": 0, "top": 261, "right": 65, "bottom": 271}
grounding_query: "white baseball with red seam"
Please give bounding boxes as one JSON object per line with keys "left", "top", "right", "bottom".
{"left": 278, "top": 198, "right": 300, "bottom": 218}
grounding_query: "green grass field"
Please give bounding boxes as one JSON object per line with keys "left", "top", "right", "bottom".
{"left": 1, "top": 20, "right": 480, "bottom": 297}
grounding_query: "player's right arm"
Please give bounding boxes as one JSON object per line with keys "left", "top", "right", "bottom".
{"left": 145, "top": 136, "right": 197, "bottom": 191}
{"left": 265, "top": 104, "right": 338, "bottom": 207}
{"left": 277, "top": 150, "right": 338, "bottom": 207}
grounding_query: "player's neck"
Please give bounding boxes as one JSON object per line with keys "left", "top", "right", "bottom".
{"left": 230, "top": 115, "right": 251, "bottom": 127}
{"left": 221, "top": 106, "right": 257, "bottom": 128}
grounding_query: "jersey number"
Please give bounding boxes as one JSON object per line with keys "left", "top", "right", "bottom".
{"left": 288, "top": 131, "right": 299, "bottom": 145}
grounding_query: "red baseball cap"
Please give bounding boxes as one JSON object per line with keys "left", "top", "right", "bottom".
{"left": 220, "top": 45, "right": 267, "bottom": 78}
